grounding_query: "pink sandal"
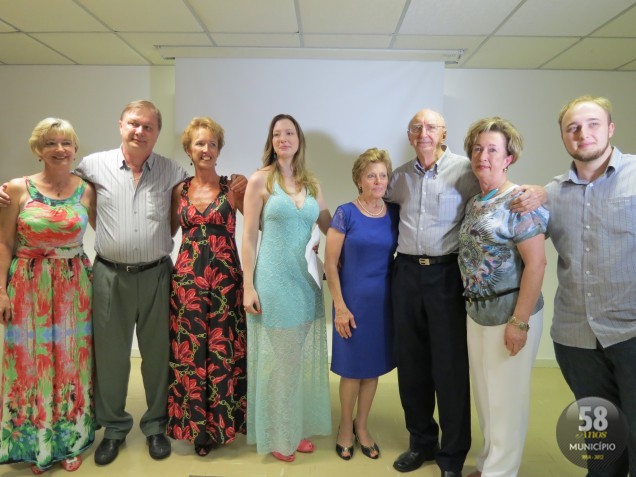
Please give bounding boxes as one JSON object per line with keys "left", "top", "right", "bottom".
{"left": 297, "top": 439, "right": 315, "bottom": 453}
{"left": 272, "top": 451, "right": 295, "bottom": 462}
{"left": 31, "top": 465, "right": 47, "bottom": 475}
{"left": 61, "top": 456, "right": 82, "bottom": 472}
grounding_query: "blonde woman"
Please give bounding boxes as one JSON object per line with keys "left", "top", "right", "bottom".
{"left": 242, "top": 114, "right": 331, "bottom": 462}
{"left": 325, "top": 148, "right": 399, "bottom": 461}
{"left": 0, "top": 118, "right": 95, "bottom": 474}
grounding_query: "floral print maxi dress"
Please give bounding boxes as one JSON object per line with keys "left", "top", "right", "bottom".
{"left": 0, "top": 178, "right": 94, "bottom": 470}
{"left": 167, "top": 177, "right": 247, "bottom": 447}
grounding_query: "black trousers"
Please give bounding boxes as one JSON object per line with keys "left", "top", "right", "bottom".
{"left": 392, "top": 254, "right": 471, "bottom": 472}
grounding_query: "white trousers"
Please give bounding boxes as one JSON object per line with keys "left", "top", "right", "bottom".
{"left": 467, "top": 310, "right": 543, "bottom": 477}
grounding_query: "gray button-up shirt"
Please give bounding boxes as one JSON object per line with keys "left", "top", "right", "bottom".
{"left": 75, "top": 147, "right": 187, "bottom": 264}
{"left": 386, "top": 146, "right": 479, "bottom": 256}
{"left": 547, "top": 147, "right": 636, "bottom": 349}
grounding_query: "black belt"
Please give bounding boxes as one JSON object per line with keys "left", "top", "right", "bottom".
{"left": 96, "top": 255, "right": 169, "bottom": 273}
{"left": 464, "top": 287, "right": 520, "bottom": 304}
{"left": 397, "top": 252, "right": 458, "bottom": 266}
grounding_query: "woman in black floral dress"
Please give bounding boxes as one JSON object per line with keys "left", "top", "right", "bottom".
{"left": 167, "top": 117, "right": 247, "bottom": 456}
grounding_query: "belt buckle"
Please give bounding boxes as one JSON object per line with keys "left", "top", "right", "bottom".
{"left": 418, "top": 257, "right": 431, "bottom": 266}
{"left": 125, "top": 265, "right": 140, "bottom": 273}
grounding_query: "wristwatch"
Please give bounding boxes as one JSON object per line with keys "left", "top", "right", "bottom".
{"left": 508, "top": 315, "right": 530, "bottom": 331}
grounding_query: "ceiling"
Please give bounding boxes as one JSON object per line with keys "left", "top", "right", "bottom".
{"left": 1, "top": 0, "right": 635, "bottom": 70}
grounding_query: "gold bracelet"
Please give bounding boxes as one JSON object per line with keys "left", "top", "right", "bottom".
{"left": 507, "top": 315, "right": 530, "bottom": 332}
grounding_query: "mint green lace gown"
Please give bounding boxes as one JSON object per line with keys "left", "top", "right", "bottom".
{"left": 246, "top": 183, "right": 331, "bottom": 455}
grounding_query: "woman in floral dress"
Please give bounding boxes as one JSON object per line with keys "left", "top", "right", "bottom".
{"left": 0, "top": 118, "right": 96, "bottom": 474}
{"left": 167, "top": 117, "right": 247, "bottom": 457}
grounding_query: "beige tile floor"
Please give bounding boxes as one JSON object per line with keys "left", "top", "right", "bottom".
{"left": 0, "top": 359, "right": 583, "bottom": 477}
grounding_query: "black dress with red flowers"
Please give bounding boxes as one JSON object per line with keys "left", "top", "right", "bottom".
{"left": 167, "top": 176, "right": 247, "bottom": 446}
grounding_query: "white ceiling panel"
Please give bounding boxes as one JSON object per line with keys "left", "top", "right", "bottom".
{"left": 0, "top": 19, "right": 16, "bottom": 32}
{"left": 0, "top": 0, "right": 107, "bottom": 32}
{"left": 77, "top": 0, "right": 202, "bottom": 32}
{"left": 497, "top": 0, "right": 636, "bottom": 36}
{"left": 619, "top": 59, "right": 636, "bottom": 71}
{"left": 543, "top": 38, "right": 636, "bottom": 70}
{"left": 400, "top": 0, "right": 520, "bottom": 35}
{"left": 32, "top": 33, "right": 147, "bottom": 65}
{"left": 303, "top": 34, "right": 392, "bottom": 49}
{"left": 592, "top": 5, "right": 636, "bottom": 37}
{"left": 465, "top": 37, "right": 579, "bottom": 69}
{"left": 0, "top": 0, "right": 634, "bottom": 69}
{"left": 120, "top": 33, "right": 212, "bottom": 65}
{"left": 0, "top": 33, "right": 73, "bottom": 64}
{"left": 393, "top": 35, "right": 484, "bottom": 51}
{"left": 212, "top": 33, "right": 300, "bottom": 48}
{"left": 299, "top": 0, "right": 406, "bottom": 34}
{"left": 189, "top": 0, "right": 298, "bottom": 33}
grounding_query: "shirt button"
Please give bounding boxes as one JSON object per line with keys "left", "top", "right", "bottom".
{"left": 585, "top": 270, "right": 590, "bottom": 275}
{"left": 585, "top": 225, "right": 590, "bottom": 230}
{"left": 587, "top": 292, "right": 591, "bottom": 297}
{"left": 585, "top": 247, "right": 590, "bottom": 252}
{"left": 589, "top": 316, "right": 594, "bottom": 320}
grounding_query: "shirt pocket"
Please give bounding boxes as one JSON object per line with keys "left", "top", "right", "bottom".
{"left": 604, "top": 196, "right": 636, "bottom": 235}
{"left": 438, "top": 192, "right": 463, "bottom": 222}
{"left": 146, "top": 191, "right": 170, "bottom": 222}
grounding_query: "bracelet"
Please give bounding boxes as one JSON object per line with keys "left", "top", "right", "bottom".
{"left": 507, "top": 315, "right": 530, "bottom": 332}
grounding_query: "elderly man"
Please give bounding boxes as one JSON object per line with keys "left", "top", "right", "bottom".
{"left": 547, "top": 95, "right": 636, "bottom": 477}
{"left": 386, "top": 108, "right": 542, "bottom": 477}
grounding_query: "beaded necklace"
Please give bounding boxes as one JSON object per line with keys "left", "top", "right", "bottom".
{"left": 356, "top": 198, "right": 385, "bottom": 217}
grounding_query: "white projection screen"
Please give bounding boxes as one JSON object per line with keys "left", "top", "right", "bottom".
{"left": 174, "top": 57, "right": 444, "bottom": 249}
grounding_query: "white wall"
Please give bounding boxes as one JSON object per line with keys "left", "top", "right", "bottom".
{"left": 1, "top": 64, "right": 635, "bottom": 365}
{"left": 444, "top": 69, "right": 636, "bottom": 365}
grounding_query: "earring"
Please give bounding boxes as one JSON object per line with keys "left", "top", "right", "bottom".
{"left": 503, "top": 167, "right": 508, "bottom": 172}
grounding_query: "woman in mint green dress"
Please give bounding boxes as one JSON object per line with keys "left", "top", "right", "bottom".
{"left": 0, "top": 118, "right": 96, "bottom": 474}
{"left": 242, "top": 114, "right": 332, "bottom": 462}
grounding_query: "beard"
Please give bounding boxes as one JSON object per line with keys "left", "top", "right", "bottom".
{"left": 569, "top": 139, "right": 611, "bottom": 163}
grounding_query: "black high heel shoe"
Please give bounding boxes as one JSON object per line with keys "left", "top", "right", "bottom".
{"left": 194, "top": 437, "right": 216, "bottom": 456}
{"left": 335, "top": 426, "right": 355, "bottom": 460}
{"left": 353, "top": 420, "right": 380, "bottom": 459}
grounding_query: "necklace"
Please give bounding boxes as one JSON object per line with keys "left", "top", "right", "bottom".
{"left": 41, "top": 176, "right": 71, "bottom": 197}
{"left": 479, "top": 188, "right": 498, "bottom": 201}
{"left": 356, "top": 198, "right": 385, "bottom": 217}
{"left": 478, "top": 180, "right": 509, "bottom": 201}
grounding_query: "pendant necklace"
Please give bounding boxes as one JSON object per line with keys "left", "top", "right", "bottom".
{"left": 356, "top": 198, "right": 385, "bottom": 217}
{"left": 479, "top": 179, "right": 509, "bottom": 202}
{"left": 479, "top": 188, "right": 498, "bottom": 201}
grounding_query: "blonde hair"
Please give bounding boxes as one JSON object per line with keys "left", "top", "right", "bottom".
{"left": 352, "top": 148, "right": 392, "bottom": 191}
{"left": 464, "top": 117, "right": 524, "bottom": 165}
{"left": 29, "top": 117, "right": 79, "bottom": 155}
{"left": 120, "top": 100, "right": 162, "bottom": 131}
{"left": 181, "top": 117, "right": 225, "bottom": 154}
{"left": 261, "top": 114, "right": 318, "bottom": 197}
{"left": 558, "top": 95, "right": 612, "bottom": 128}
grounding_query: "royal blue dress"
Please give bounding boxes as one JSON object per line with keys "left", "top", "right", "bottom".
{"left": 330, "top": 202, "right": 399, "bottom": 379}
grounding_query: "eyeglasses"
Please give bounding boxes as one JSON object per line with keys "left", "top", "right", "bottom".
{"left": 407, "top": 123, "right": 444, "bottom": 135}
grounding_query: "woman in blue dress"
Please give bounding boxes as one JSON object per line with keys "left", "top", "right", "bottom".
{"left": 242, "top": 114, "right": 332, "bottom": 462}
{"left": 325, "top": 148, "right": 398, "bottom": 461}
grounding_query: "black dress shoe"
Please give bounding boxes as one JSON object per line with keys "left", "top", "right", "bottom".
{"left": 94, "top": 437, "right": 125, "bottom": 466}
{"left": 441, "top": 471, "right": 462, "bottom": 477}
{"left": 147, "top": 433, "right": 171, "bottom": 460}
{"left": 393, "top": 448, "right": 437, "bottom": 472}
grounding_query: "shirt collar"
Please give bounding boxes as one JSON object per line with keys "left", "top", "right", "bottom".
{"left": 413, "top": 145, "right": 449, "bottom": 176}
{"left": 118, "top": 147, "right": 155, "bottom": 171}
{"left": 566, "top": 146, "right": 619, "bottom": 184}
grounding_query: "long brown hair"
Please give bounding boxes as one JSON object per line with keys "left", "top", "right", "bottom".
{"left": 261, "top": 114, "right": 318, "bottom": 197}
